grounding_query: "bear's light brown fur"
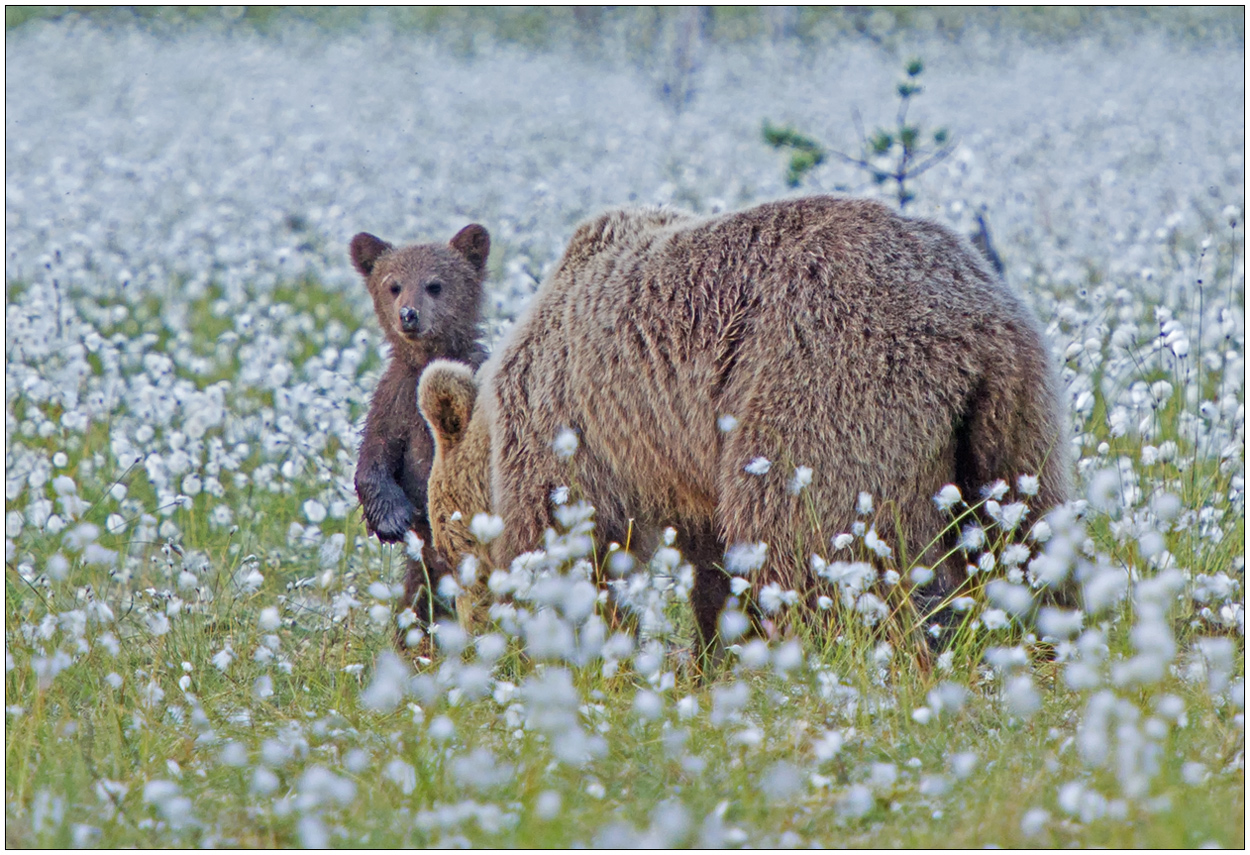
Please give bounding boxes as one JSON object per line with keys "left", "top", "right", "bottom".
{"left": 419, "top": 196, "right": 1071, "bottom": 657}
{"left": 418, "top": 361, "right": 494, "bottom": 564}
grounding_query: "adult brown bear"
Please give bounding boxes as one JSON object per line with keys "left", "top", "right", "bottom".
{"left": 418, "top": 197, "right": 1070, "bottom": 660}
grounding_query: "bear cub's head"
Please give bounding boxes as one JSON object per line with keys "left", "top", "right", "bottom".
{"left": 417, "top": 360, "right": 493, "bottom": 563}
{"left": 350, "top": 224, "right": 489, "bottom": 363}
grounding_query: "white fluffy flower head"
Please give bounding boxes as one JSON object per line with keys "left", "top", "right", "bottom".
{"left": 744, "top": 456, "right": 771, "bottom": 476}
{"left": 552, "top": 428, "right": 579, "bottom": 461}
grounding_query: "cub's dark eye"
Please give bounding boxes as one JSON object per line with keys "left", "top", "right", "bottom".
{"left": 389, "top": 283, "right": 401, "bottom": 296}
{"left": 425, "top": 282, "right": 443, "bottom": 297}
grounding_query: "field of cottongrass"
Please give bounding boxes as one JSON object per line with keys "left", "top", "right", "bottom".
{"left": 5, "top": 9, "right": 1245, "bottom": 847}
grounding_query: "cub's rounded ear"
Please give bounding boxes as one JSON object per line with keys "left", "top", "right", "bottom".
{"left": 418, "top": 360, "right": 479, "bottom": 452}
{"left": 449, "top": 224, "right": 490, "bottom": 274}
{"left": 350, "top": 233, "right": 392, "bottom": 277}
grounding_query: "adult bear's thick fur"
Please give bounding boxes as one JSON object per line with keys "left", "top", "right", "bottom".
{"left": 420, "top": 196, "right": 1071, "bottom": 657}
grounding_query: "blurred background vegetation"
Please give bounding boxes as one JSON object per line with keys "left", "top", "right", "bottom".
{"left": 6, "top": 5, "right": 1245, "bottom": 49}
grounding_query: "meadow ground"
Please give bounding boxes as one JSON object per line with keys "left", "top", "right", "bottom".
{"left": 4, "top": 9, "right": 1245, "bottom": 847}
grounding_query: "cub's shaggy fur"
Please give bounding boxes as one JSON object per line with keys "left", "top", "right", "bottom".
{"left": 420, "top": 197, "right": 1070, "bottom": 656}
{"left": 351, "top": 224, "right": 490, "bottom": 632}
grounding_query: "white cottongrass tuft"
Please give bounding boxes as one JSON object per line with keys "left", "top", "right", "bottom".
{"left": 302, "top": 499, "right": 326, "bottom": 524}
{"left": 724, "top": 542, "right": 767, "bottom": 575}
{"left": 404, "top": 531, "right": 425, "bottom": 560}
{"left": 927, "top": 682, "right": 968, "bottom": 716}
{"left": 758, "top": 582, "right": 799, "bottom": 614}
{"left": 633, "top": 689, "right": 663, "bottom": 721}
{"left": 251, "top": 767, "right": 279, "bottom": 797}
{"left": 384, "top": 759, "right": 417, "bottom": 795}
{"left": 1037, "top": 607, "right": 1083, "bottom": 639}
{"left": 759, "top": 761, "right": 803, "bottom": 803}
{"left": 428, "top": 715, "right": 455, "bottom": 743}
{"left": 1087, "top": 468, "right": 1122, "bottom": 512}
{"left": 218, "top": 742, "right": 248, "bottom": 767}
{"left": 772, "top": 641, "right": 804, "bottom": 675}
{"left": 1001, "top": 542, "right": 1031, "bottom": 566}
{"left": 854, "top": 593, "right": 889, "bottom": 626}
{"left": 1020, "top": 808, "right": 1050, "bottom": 837}
{"left": 211, "top": 645, "right": 234, "bottom": 672}
{"left": 812, "top": 729, "right": 844, "bottom": 760}
{"left": 318, "top": 532, "right": 345, "bottom": 568}
{"left": 933, "top": 484, "right": 963, "bottom": 511}
{"left": 981, "top": 479, "right": 1009, "bottom": 500}
{"left": 367, "top": 604, "right": 391, "bottom": 628}
{"left": 434, "top": 621, "right": 470, "bottom": 656}
{"left": 718, "top": 610, "right": 750, "bottom": 642}
{"left": 552, "top": 428, "right": 579, "bottom": 460}
{"left": 862, "top": 527, "right": 893, "bottom": 558}
{"left": 1004, "top": 674, "right": 1042, "bottom": 718}
{"left": 788, "top": 466, "right": 813, "bottom": 494}
{"left": 868, "top": 762, "right": 898, "bottom": 790}
{"left": 143, "top": 780, "right": 194, "bottom": 831}
{"left": 949, "top": 752, "right": 979, "bottom": 780}
{"left": 986, "top": 579, "right": 1035, "bottom": 616}
{"left": 838, "top": 784, "right": 875, "bottom": 819}
{"left": 959, "top": 525, "right": 986, "bottom": 551}
{"left": 252, "top": 675, "right": 274, "bottom": 700}
{"left": 534, "top": 790, "right": 563, "bottom": 820}
{"left": 469, "top": 513, "right": 505, "bottom": 543}
{"left": 980, "top": 608, "right": 1010, "bottom": 631}
{"left": 996, "top": 502, "right": 1029, "bottom": 530}
{"left": 743, "top": 456, "right": 771, "bottom": 476}
{"left": 361, "top": 651, "right": 412, "bottom": 713}
{"left": 737, "top": 640, "right": 770, "bottom": 670}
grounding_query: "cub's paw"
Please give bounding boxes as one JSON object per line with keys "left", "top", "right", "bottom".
{"left": 365, "top": 495, "right": 417, "bottom": 544}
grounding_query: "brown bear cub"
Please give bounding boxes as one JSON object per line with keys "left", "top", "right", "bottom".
{"left": 351, "top": 224, "right": 490, "bottom": 645}
{"left": 419, "top": 197, "right": 1071, "bottom": 666}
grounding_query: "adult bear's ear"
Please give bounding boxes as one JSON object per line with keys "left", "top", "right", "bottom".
{"left": 419, "top": 360, "right": 478, "bottom": 451}
{"left": 350, "top": 233, "right": 392, "bottom": 277}
{"left": 449, "top": 224, "right": 490, "bottom": 274}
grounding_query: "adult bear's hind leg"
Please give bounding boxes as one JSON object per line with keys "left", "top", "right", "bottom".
{"left": 675, "top": 521, "right": 729, "bottom": 675}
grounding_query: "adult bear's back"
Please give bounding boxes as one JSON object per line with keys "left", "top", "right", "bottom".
{"left": 486, "top": 195, "right": 1068, "bottom": 592}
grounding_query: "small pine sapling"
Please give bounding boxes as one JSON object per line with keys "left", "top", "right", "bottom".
{"left": 761, "top": 122, "right": 826, "bottom": 188}
{"left": 763, "top": 58, "right": 955, "bottom": 210}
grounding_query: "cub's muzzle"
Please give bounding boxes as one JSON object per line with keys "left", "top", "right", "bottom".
{"left": 399, "top": 306, "right": 420, "bottom": 333}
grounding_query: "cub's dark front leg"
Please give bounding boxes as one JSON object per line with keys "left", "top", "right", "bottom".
{"left": 356, "top": 364, "right": 421, "bottom": 543}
